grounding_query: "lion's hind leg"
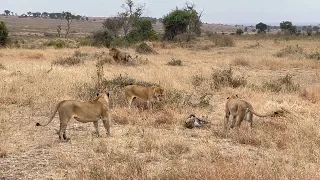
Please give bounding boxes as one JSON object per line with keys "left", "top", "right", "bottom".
{"left": 101, "top": 114, "right": 110, "bottom": 136}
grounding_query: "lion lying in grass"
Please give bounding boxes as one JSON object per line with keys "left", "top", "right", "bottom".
{"left": 109, "top": 47, "right": 132, "bottom": 63}
{"left": 36, "top": 89, "right": 111, "bottom": 141}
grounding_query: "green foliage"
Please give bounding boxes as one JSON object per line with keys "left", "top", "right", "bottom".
{"left": 280, "top": 21, "right": 296, "bottom": 34}
{"left": 102, "top": 17, "right": 123, "bottom": 37}
{"left": 127, "top": 19, "right": 158, "bottom": 42}
{"left": 236, "top": 29, "right": 244, "bottom": 35}
{"left": 92, "top": 30, "right": 114, "bottom": 47}
{"left": 256, "top": 22, "right": 267, "bottom": 33}
{"left": 52, "top": 50, "right": 86, "bottom": 66}
{"left": 162, "top": 10, "right": 193, "bottom": 40}
{"left": 0, "top": 21, "right": 9, "bottom": 47}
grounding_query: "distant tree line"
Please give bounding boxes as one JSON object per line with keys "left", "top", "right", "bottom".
{"left": 2, "top": 9, "right": 89, "bottom": 21}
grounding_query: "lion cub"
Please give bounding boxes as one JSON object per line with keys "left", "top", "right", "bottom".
{"left": 124, "top": 85, "right": 165, "bottom": 109}
{"left": 224, "top": 95, "right": 283, "bottom": 130}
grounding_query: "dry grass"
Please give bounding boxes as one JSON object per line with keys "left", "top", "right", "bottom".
{"left": 1, "top": 37, "right": 320, "bottom": 179}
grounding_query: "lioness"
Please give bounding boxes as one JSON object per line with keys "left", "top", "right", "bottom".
{"left": 224, "top": 95, "right": 283, "bottom": 130}
{"left": 36, "top": 89, "right": 111, "bottom": 141}
{"left": 124, "top": 85, "right": 165, "bottom": 109}
{"left": 109, "top": 47, "right": 132, "bottom": 63}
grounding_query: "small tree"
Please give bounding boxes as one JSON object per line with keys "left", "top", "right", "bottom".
{"left": 0, "top": 21, "right": 9, "bottom": 47}
{"left": 280, "top": 21, "right": 296, "bottom": 34}
{"left": 312, "top": 26, "right": 320, "bottom": 33}
{"left": 256, "top": 22, "right": 267, "bottom": 33}
{"left": 4, "top": 10, "right": 10, "bottom": 16}
{"left": 102, "top": 17, "right": 124, "bottom": 37}
{"left": 236, "top": 29, "right": 244, "bottom": 35}
{"left": 118, "top": 0, "right": 145, "bottom": 37}
{"left": 127, "top": 18, "right": 158, "bottom": 42}
{"left": 62, "top": 11, "right": 75, "bottom": 38}
{"left": 162, "top": 9, "right": 193, "bottom": 40}
{"left": 306, "top": 26, "right": 313, "bottom": 36}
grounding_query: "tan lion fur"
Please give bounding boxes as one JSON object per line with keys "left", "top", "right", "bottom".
{"left": 224, "top": 95, "right": 283, "bottom": 130}
{"left": 36, "top": 89, "right": 111, "bottom": 141}
{"left": 109, "top": 47, "right": 132, "bottom": 63}
{"left": 124, "top": 85, "right": 165, "bottom": 109}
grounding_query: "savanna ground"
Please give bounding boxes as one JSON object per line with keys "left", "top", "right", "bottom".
{"left": 1, "top": 17, "right": 320, "bottom": 180}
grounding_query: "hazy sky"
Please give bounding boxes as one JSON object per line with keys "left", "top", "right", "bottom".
{"left": 1, "top": 0, "right": 319, "bottom": 25}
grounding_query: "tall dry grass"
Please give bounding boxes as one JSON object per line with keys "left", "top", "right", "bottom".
{"left": 1, "top": 38, "right": 320, "bottom": 179}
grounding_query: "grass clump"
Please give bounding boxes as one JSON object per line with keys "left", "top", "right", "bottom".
{"left": 262, "top": 74, "right": 299, "bottom": 93}
{"left": 211, "top": 68, "right": 247, "bottom": 89}
{"left": 52, "top": 50, "right": 87, "bottom": 66}
{"left": 231, "top": 58, "right": 250, "bottom": 67}
{"left": 306, "top": 51, "right": 320, "bottom": 60}
{"left": 0, "top": 62, "right": 5, "bottom": 70}
{"left": 135, "top": 42, "right": 156, "bottom": 54}
{"left": 274, "top": 44, "right": 304, "bottom": 58}
{"left": 209, "top": 34, "right": 234, "bottom": 47}
{"left": 167, "top": 58, "right": 182, "bottom": 66}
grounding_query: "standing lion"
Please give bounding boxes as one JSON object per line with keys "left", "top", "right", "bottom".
{"left": 36, "top": 89, "right": 111, "bottom": 141}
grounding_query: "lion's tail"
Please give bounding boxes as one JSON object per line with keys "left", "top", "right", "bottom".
{"left": 36, "top": 101, "right": 64, "bottom": 127}
{"left": 247, "top": 108, "right": 283, "bottom": 117}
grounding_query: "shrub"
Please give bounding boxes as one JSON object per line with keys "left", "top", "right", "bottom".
{"left": 167, "top": 58, "right": 182, "bottom": 66}
{"left": 274, "top": 45, "right": 304, "bottom": 58}
{"left": 173, "top": 32, "right": 197, "bottom": 42}
{"left": 236, "top": 29, "right": 244, "bottom": 35}
{"left": 52, "top": 56, "right": 83, "bottom": 66}
{"left": 162, "top": 10, "right": 193, "bottom": 40}
{"left": 92, "top": 30, "right": 113, "bottom": 47}
{"left": 210, "top": 34, "right": 234, "bottom": 47}
{"left": 52, "top": 50, "right": 86, "bottom": 66}
{"left": 211, "top": 68, "right": 247, "bottom": 89}
{"left": 231, "top": 58, "right": 250, "bottom": 67}
{"left": 262, "top": 74, "right": 299, "bottom": 93}
{"left": 127, "top": 19, "right": 158, "bottom": 43}
{"left": 0, "top": 21, "right": 9, "bottom": 47}
{"left": 135, "top": 42, "right": 156, "bottom": 54}
{"left": 306, "top": 51, "right": 320, "bottom": 60}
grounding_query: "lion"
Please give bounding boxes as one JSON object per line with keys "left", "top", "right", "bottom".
{"left": 36, "top": 89, "right": 111, "bottom": 141}
{"left": 124, "top": 85, "right": 165, "bottom": 109}
{"left": 224, "top": 94, "right": 283, "bottom": 130}
{"left": 109, "top": 47, "right": 132, "bottom": 63}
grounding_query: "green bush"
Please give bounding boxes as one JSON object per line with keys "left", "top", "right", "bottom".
{"left": 92, "top": 30, "right": 114, "bottom": 47}
{"left": 0, "top": 21, "right": 9, "bottom": 47}
{"left": 162, "top": 10, "right": 192, "bottom": 40}
{"left": 127, "top": 19, "right": 158, "bottom": 43}
{"left": 236, "top": 29, "right": 244, "bottom": 35}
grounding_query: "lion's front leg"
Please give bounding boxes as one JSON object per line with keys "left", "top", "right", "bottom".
{"left": 93, "top": 121, "right": 100, "bottom": 137}
{"left": 101, "top": 114, "right": 110, "bottom": 136}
